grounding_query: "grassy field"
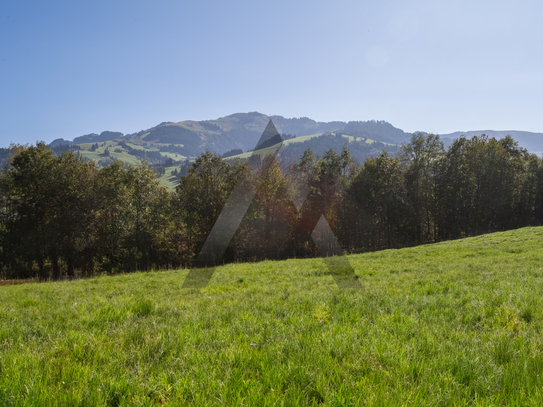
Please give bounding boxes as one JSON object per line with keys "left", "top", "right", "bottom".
{"left": 71, "top": 139, "right": 187, "bottom": 191}
{"left": 1, "top": 227, "right": 543, "bottom": 405}
{"left": 74, "top": 140, "right": 187, "bottom": 170}
{"left": 157, "top": 166, "right": 183, "bottom": 191}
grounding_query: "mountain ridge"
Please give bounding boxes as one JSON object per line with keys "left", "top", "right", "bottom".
{"left": 47, "top": 112, "right": 413, "bottom": 155}
{"left": 48, "top": 112, "right": 543, "bottom": 156}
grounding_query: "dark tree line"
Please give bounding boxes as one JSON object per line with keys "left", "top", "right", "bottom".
{"left": 1, "top": 133, "right": 543, "bottom": 280}
{"left": 0, "top": 144, "right": 170, "bottom": 279}
{"left": 277, "top": 132, "right": 400, "bottom": 163}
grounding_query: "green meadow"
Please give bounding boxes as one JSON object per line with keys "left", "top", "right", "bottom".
{"left": 1, "top": 227, "right": 543, "bottom": 406}
{"left": 157, "top": 166, "right": 184, "bottom": 191}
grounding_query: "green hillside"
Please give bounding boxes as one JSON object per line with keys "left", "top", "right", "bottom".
{"left": 157, "top": 165, "right": 184, "bottom": 191}
{"left": 48, "top": 118, "right": 403, "bottom": 192}
{"left": 48, "top": 113, "right": 408, "bottom": 168}
{"left": 227, "top": 133, "right": 397, "bottom": 161}
{"left": 223, "top": 133, "right": 400, "bottom": 170}
{"left": 2, "top": 227, "right": 543, "bottom": 405}
{"left": 37, "top": 113, "right": 543, "bottom": 183}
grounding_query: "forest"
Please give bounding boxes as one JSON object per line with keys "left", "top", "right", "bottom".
{"left": 1, "top": 132, "right": 543, "bottom": 280}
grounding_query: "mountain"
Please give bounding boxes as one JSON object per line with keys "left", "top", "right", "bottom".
{"left": 49, "top": 131, "right": 125, "bottom": 148}
{"left": 0, "top": 112, "right": 533, "bottom": 190}
{"left": 40, "top": 112, "right": 543, "bottom": 173}
{"left": 341, "top": 120, "right": 412, "bottom": 144}
{"left": 133, "top": 112, "right": 350, "bottom": 155}
{"left": 51, "top": 112, "right": 411, "bottom": 157}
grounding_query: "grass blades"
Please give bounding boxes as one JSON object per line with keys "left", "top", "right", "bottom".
{"left": 1, "top": 227, "right": 543, "bottom": 405}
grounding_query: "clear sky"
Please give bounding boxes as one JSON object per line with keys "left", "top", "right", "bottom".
{"left": 1, "top": 0, "right": 543, "bottom": 147}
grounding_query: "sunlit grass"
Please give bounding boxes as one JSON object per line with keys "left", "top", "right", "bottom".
{"left": 1, "top": 227, "right": 543, "bottom": 405}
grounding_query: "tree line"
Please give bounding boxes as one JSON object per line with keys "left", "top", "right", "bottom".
{"left": 1, "top": 133, "right": 543, "bottom": 280}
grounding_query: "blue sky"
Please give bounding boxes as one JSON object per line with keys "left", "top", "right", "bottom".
{"left": 1, "top": 0, "right": 543, "bottom": 147}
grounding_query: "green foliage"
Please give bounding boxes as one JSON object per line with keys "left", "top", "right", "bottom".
{"left": 0, "top": 146, "right": 171, "bottom": 279}
{"left": 0, "top": 144, "right": 98, "bottom": 278}
{"left": 171, "top": 151, "right": 248, "bottom": 259}
{"left": 2, "top": 133, "right": 543, "bottom": 280}
{"left": 342, "top": 133, "right": 543, "bottom": 251}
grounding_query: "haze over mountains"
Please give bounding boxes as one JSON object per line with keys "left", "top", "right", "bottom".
{"left": 50, "top": 112, "right": 410, "bottom": 156}
{"left": 49, "top": 112, "right": 412, "bottom": 156}
{"left": 48, "top": 112, "right": 543, "bottom": 157}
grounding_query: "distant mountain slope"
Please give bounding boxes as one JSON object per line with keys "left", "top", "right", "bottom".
{"left": 149, "top": 112, "right": 351, "bottom": 154}
{"left": 50, "top": 131, "right": 124, "bottom": 147}
{"left": 48, "top": 112, "right": 412, "bottom": 157}
{"left": 39, "top": 113, "right": 543, "bottom": 175}
{"left": 341, "top": 120, "right": 412, "bottom": 144}
{"left": 269, "top": 115, "right": 346, "bottom": 138}
{"left": 226, "top": 132, "right": 400, "bottom": 165}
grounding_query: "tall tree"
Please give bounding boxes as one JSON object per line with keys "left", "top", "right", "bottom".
{"left": 400, "top": 133, "right": 444, "bottom": 244}
{"left": 172, "top": 151, "right": 247, "bottom": 261}
{"left": 350, "top": 151, "right": 407, "bottom": 250}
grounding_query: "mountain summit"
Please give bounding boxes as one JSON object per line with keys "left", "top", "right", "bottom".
{"left": 50, "top": 112, "right": 412, "bottom": 156}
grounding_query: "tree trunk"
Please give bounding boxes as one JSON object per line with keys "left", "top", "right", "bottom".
{"left": 67, "top": 256, "right": 75, "bottom": 278}
{"left": 52, "top": 255, "right": 60, "bottom": 279}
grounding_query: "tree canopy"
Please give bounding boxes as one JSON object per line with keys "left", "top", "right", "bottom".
{"left": 1, "top": 133, "right": 542, "bottom": 280}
